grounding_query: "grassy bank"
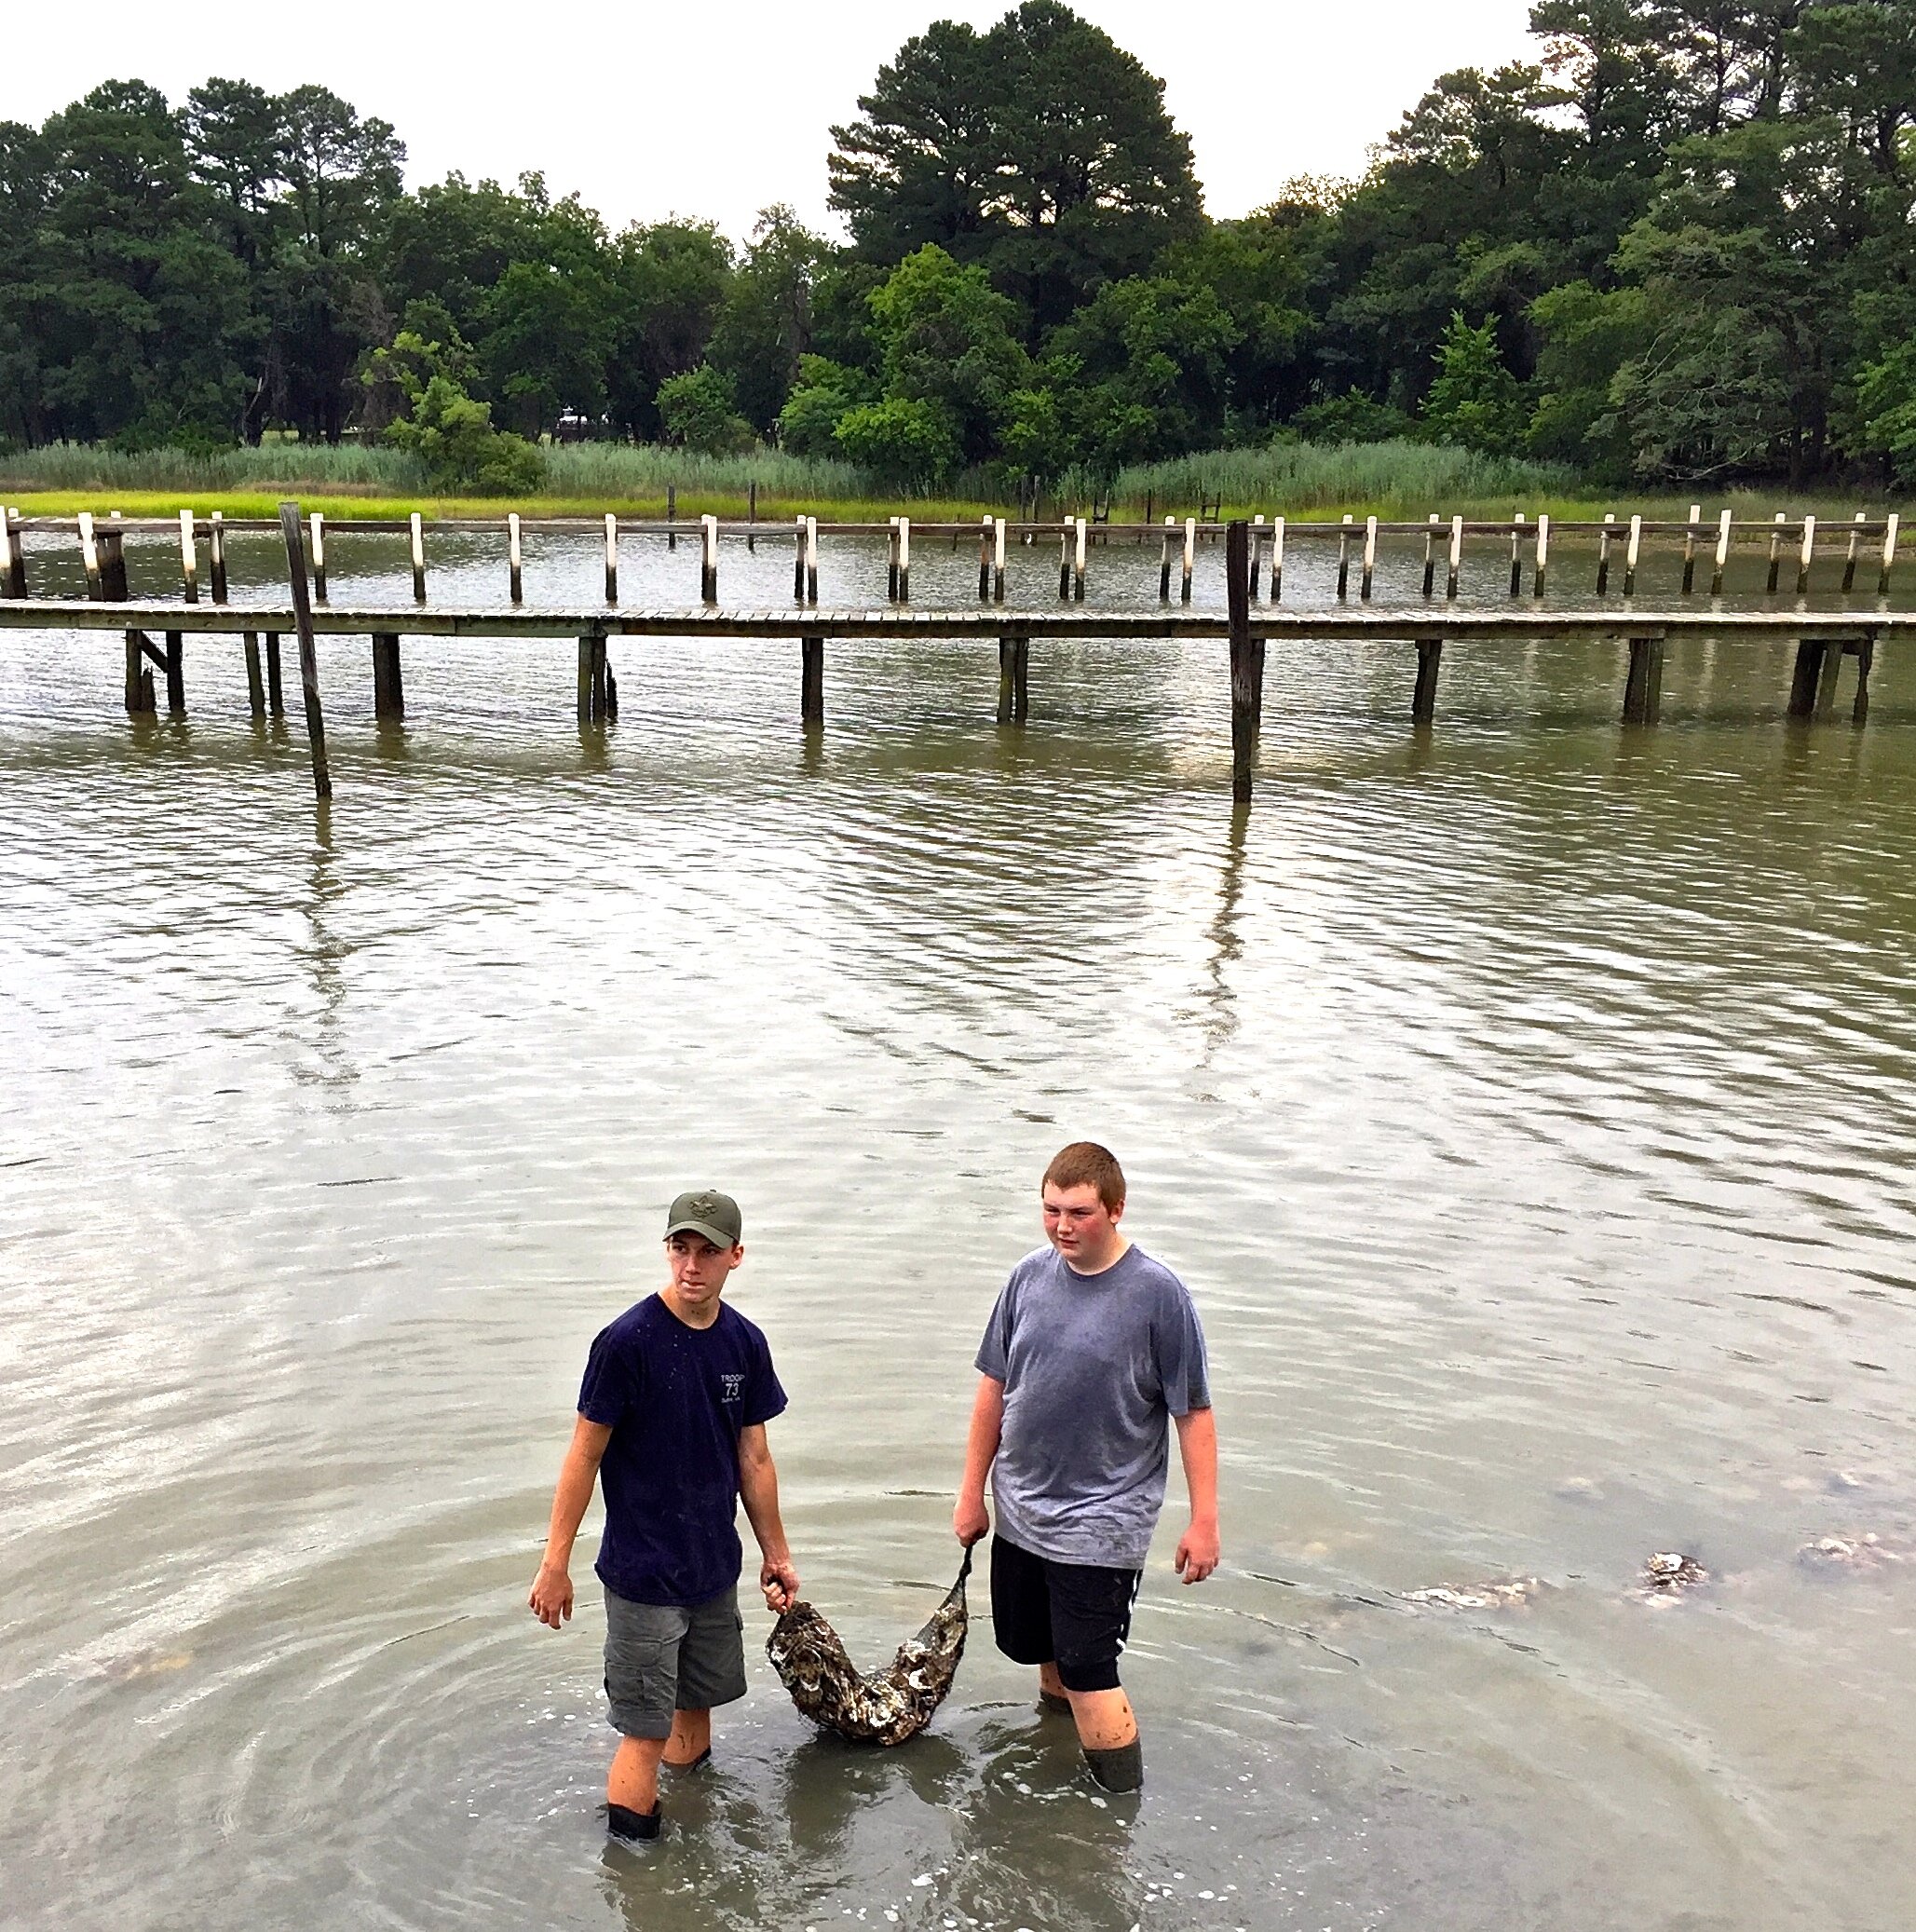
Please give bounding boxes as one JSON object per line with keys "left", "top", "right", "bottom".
{"left": 0, "top": 437, "right": 1898, "bottom": 526}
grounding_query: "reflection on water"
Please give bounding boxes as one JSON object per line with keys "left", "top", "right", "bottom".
{"left": 3, "top": 535, "right": 1915, "bottom": 1932}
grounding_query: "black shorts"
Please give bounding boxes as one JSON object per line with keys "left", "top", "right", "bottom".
{"left": 988, "top": 1533, "right": 1142, "bottom": 1694}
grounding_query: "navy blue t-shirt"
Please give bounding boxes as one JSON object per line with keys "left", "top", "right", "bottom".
{"left": 578, "top": 1294, "right": 787, "bottom": 1607}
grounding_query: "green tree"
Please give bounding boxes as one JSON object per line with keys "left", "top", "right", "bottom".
{"left": 386, "top": 371, "right": 546, "bottom": 493}
{"left": 657, "top": 364, "right": 754, "bottom": 452}
{"left": 1420, "top": 310, "right": 1526, "bottom": 451}
{"left": 605, "top": 219, "right": 733, "bottom": 440}
{"left": 709, "top": 206, "right": 822, "bottom": 433}
{"left": 832, "top": 395, "right": 962, "bottom": 484}
{"left": 776, "top": 354, "right": 877, "bottom": 456}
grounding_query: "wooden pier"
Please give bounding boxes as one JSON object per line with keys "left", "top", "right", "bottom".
{"left": 0, "top": 507, "right": 1899, "bottom": 804}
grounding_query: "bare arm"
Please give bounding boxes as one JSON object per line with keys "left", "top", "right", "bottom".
{"left": 953, "top": 1373, "right": 1005, "bottom": 1546}
{"left": 1174, "top": 1405, "right": 1220, "bottom": 1585}
{"left": 738, "top": 1423, "right": 800, "bottom": 1612}
{"left": 528, "top": 1414, "right": 612, "bottom": 1627}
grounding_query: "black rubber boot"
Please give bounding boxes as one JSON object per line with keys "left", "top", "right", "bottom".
{"left": 606, "top": 1802, "right": 660, "bottom": 1841}
{"left": 1083, "top": 1738, "right": 1144, "bottom": 1793}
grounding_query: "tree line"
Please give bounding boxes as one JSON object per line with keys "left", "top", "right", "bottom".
{"left": 4, "top": 0, "right": 1915, "bottom": 491}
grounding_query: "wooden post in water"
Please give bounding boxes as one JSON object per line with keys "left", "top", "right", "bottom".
{"left": 748, "top": 481, "right": 757, "bottom": 551}
{"left": 162, "top": 627, "right": 185, "bottom": 716}
{"left": 577, "top": 634, "right": 595, "bottom": 724}
{"left": 78, "top": 510, "right": 102, "bottom": 601}
{"left": 1159, "top": 516, "right": 1175, "bottom": 600}
{"left": 667, "top": 485, "right": 677, "bottom": 550}
{"left": 1681, "top": 505, "right": 1700, "bottom": 594}
{"left": 806, "top": 516, "right": 819, "bottom": 603}
{"left": 1360, "top": 515, "right": 1378, "bottom": 600}
{"left": 977, "top": 515, "right": 992, "bottom": 600}
{"left": 1181, "top": 517, "right": 1196, "bottom": 604}
{"left": 1269, "top": 516, "right": 1284, "bottom": 603}
{"left": 1422, "top": 514, "right": 1438, "bottom": 596}
{"left": 1533, "top": 513, "right": 1550, "bottom": 597}
{"left": 997, "top": 633, "right": 1029, "bottom": 723}
{"left": 794, "top": 515, "right": 807, "bottom": 602}
{"left": 605, "top": 513, "right": 619, "bottom": 603}
{"left": 277, "top": 502, "right": 331, "bottom": 798}
{"left": 602, "top": 642, "right": 618, "bottom": 721}
{"left": 3, "top": 508, "right": 24, "bottom": 597}
{"left": 1624, "top": 513, "right": 1642, "bottom": 596}
{"left": 801, "top": 635, "right": 823, "bottom": 726}
{"left": 1597, "top": 512, "right": 1613, "bottom": 595}
{"left": 1336, "top": 514, "right": 1352, "bottom": 599}
{"left": 1852, "top": 633, "right": 1875, "bottom": 724}
{"left": 265, "top": 633, "right": 284, "bottom": 717}
{"left": 1509, "top": 512, "right": 1524, "bottom": 596}
{"left": 178, "top": 510, "right": 199, "bottom": 604}
{"left": 243, "top": 631, "right": 265, "bottom": 718}
{"left": 1249, "top": 513, "right": 1265, "bottom": 597}
{"left": 1711, "top": 510, "right": 1733, "bottom": 595}
{"left": 1880, "top": 512, "right": 1899, "bottom": 595}
{"left": 994, "top": 516, "right": 1007, "bottom": 603}
{"left": 410, "top": 511, "right": 426, "bottom": 603}
{"left": 373, "top": 633, "right": 404, "bottom": 721}
{"left": 1813, "top": 635, "right": 1846, "bottom": 718}
{"left": 1787, "top": 639, "right": 1823, "bottom": 717}
{"left": 1623, "top": 635, "right": 1665, "bottom": 725}
{"left": 1056, "top": 524, "right": 1071, "bottom": 600}
{"left": 507, "top": 512, "right": 523, "bottom": 603}
{"left": 1412, "top": 638, "right": 1442, "bottom": 725}
{"left": 889, "top": 518, "right": 901, "bottom": 602}
{"left": 209, "top": 511, "right": 227, "bottom": 604}
{"left": 1226, "top": 520, "right": 1259, "bottom": 804}
{"left": 1447, "top": 515, "right": 1462, "bottom": 599}
{"left": 1767, "top": 513, "right": 1785, "bottom": 593}
{"left": 1795, "top": 514, "right": 1815, "bottom": 595}
{"left": 897, "top": 515, "right": 910, "bottom": 603}
{"left": 1073, "top": 516, "right": 1087, "bottom": 601}
{"left": 700, "top": 513, "right": 719, "bottom": 603}
{"left": 309, "top": 510, "right": 327, "bottom": 603}
{"left": 1841, "top": 512, "right": 1865, "bottom": 592}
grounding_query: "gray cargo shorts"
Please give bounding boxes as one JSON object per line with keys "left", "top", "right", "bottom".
{"left": 603, "top": 1583, "right": 748, "bottom": 1738}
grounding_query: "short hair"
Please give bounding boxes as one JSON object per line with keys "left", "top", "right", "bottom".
{"left": 1041, "top": 1141, "right": 1126, "bottom": 1212}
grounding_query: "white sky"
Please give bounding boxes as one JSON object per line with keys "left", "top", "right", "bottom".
{"left": 8, "top": 0, "right": 1540, "bottom": 243}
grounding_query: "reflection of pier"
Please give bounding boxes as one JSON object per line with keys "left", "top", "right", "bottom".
{"left": 0, "top": 513, "right": 1899, "bottom": 804}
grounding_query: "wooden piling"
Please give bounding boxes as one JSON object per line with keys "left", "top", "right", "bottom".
{"left": 1814, "top": 635, "right": 1846, "bottom": 718}
{"left": 806, "top": 516, "right": 819, "bottom": 603}
{"left": 667, "top": 485, "right": 677, "bottom": 550}
{"left": 998, "top": 634, "right": 1030, "bottom": 722}
{"left": 507, "top": 512, "right": 523, "bottom": 603}
{"left": 978, "top": 515, "right": 992, "bottom": 600}
{"left": 1841, "top": 511, "right": 1864, "bottom": 592}
{"left": 178, "top": 509, "right": 198, "bottom": 604}
{"left": 265, "top": 633, "right": 284, "bottom": 717}
{"left": 748, "top": 481, "right": 757, "bottom": 551}
{"left": 1412, "top": 639, "right": 1442, "bottom": 724}
{"left": 1797, "top": 513, "right": 1815, "bottom": 595}
{"left": 373, "top": 633, "right": 404, "bottom": 720}
{"left": 1767, "top": 513, "right": 1785, "bottom": 593}
{"left": 1250, "top": 513, "right": 1265, "bottom": 597}
{"left": 1508, "top": 513, "right": 1524, "bottom": 596}
{"left": 1336, "top": 513, "right": 1352, "bottom": 599}
{"left": 1711, "top": 510, "right": 1733, "bottom": 596}
{"left": 605, "top": 513, "right": 619, "bottom": 604}
{"left": 794, "top": 515, "right": 807, "bottom": 602}
{"left": 1533, "top": 513, "right": 1549, "bottom": 597}
{"left": 78, "top": 510, "right": 102, "bottom": 601}
{"left": 410, "top": 511, "right": 426, "bottom": 603}
{"left": 102, "top": 514, "right": 129, "bottom": 600}
{"left": 1073, "top": 516, "right": 1087, "bottom": 601}
{"left": 1681, "top": 505, "right": 1699, "bottom": 594}
{"left": 1447, "top": 515, "right": 1462, "bottom": 600}
{"left": 1361, "top": 515, "right": 1378, "bottom": 601}
{"left": 209, "top": 511, "right": 227, "bottom": 603}
{"left": 1182, "top": 517, "right": 1195, "bottom": 604}
{"left": 890, "top": 518, "right": 902, "bottom": 602}
{"left": 1623, "top": 636, "right": 1665, "bottom": 725}
{"left": 994, "top": 516, "right": 1007, "bottom": 604}
{"left": 1852, "top": 633, "right": 1874, "bottom": 724}
{"left": 1057, "top": 525, "right": 1071, "bottom": 600}
{"left": 1159, "top": 516, "right": 1175, "bottom": 600}
{"left": 1269, "top": 516, "right": 1284, "bottom": 603}
{"left": 1624, "top": 513, "right": 1641, "bottom": 596}
{"left": 701, "top": 513, "right": 719, "bottom": 603}
{"left": 3, "top": 508, "right": 24, "bottom": 597}
{"left": 1787, "top": 639, "right": 1822, "bottom": 716}
{"left": 802, "top": 636, "right": 823, "bottom": 725}
{"left": 277, "top": 502, "right": 332, "bottom": 798}
{"left": 1422, "top": 515, "right": 1438, "bottom": 597}
{"left": 578, "top": 635, "right": 595, "bottom": 723}
{"left": 243, "top": 632, "right": 265, "bottom": 718}
{"left": 1597, "top": 512, "right": 1613, "bottom": 595}
{"left": 310, "top": 510, "right": 327, "bottom": 603}
{"left": 163, "top": 630, "right": 184, "bottom": 715}
{"left": 897, "top": 515, "right": 910, "bottom": 603}
{"left": 1880, "top": 512, "right": 1899, "bottom": 595}
{"left": 1226, "top": 521, "right": 1258, "bottom": 803}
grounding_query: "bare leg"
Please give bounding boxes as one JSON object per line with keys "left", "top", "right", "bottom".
{"left": 607, "top": 1735, "right": 669, "bottom": 1816}
{"left": 1039, "top": 1664, "right": 1066, "bottom": 1696}
{"left": 662, "top": 1708, "right": 711, "bottom": 1767}
{"left": 1065, "top": 1685, "right": 1138, "bottom": 1751}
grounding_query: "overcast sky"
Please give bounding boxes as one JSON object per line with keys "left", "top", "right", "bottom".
{"left": 9, "top": 0, "right": 1539, "bottom": 242}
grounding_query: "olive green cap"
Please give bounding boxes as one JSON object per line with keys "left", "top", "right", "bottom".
{"left": 664, "top": 1189, "right": 741, "bottom": 1249}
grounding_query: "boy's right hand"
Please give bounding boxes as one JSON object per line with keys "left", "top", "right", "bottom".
{"left": 953, "top": 1495, "right": 990, "bottom": 1547}
{"left": 528, "top": 1561, "right": 574, "bottom": 1628}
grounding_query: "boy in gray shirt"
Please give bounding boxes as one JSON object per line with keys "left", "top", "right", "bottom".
{"left": 954, "top": 1142, "right": 1218, "bottom": 1791}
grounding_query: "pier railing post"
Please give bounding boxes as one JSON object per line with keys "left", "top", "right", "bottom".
{"left": 1227, "top": 520, "right": 1258, "bottom": 803}
{"left": 278, "top": 501, "right": 332, "bottom": 798}
{"left": 1073, "top": 515, "right": 1087, "bottom": 601}
{"left": 1681, "top": 505, "right": 1699, "bottom": 595}
{"left": 1711, "top": 510, "right": 1733, "bottom": 596}
{"left": 806, "top": 515, "right": 820, "bottom": 604}
{"left": 795, "top": 515, "right": 807, "bottom": 603}
{"left": 1182, "top": 517, "right": 1195, "bottom": 604}
{"left": 178, "top": 510, "right": 198, "bottom": 605}
{"left": 1624, "top": 513, "right": 1641, "bottom": 597}
{"left": 1361, "top": 515, "right": 1378, "bottom": 601}
{"left": 1880, "top": 512, "right": 1900, "bottom": 595}
{"left": 1159, "top": 515, "right": 1175, "bottom": 601}
{"left": 1250, "top": 513, "right": 1265, "bottom": 598}
{"left": 1269, "top": 516, "right": 1284, "bottom": 603}
{"left": 898, "top": 515, "right": 910, "bottom": 604}
{"left": 605, "top": 513, "right": 619, "bottom": 604}
{"left": 701, "top": 514, "right": 719, "bottom": 603}
{"left": 1796, "top": 514, "right": 1816, "bottom": 596}
{"left": 3, "top": 508, "right": 24, "bottom": 597}
{"left": 509, "top": 512, "right": 523, "bottom": 603}
{"left": 1422, "top": 513, "right": 1438, "bottom": 597}
{"left": 410, "top": 511, "right": 427, "bottom": 603}
{"left": 1508, "top": 512, "right": 1524, "bottom": 596}
{"left": 978, "top": 515, "right": 992, "bottom": 601}
{"left": 1447, "top": 515, "right": 1463, "bottom": 600}
{"left": 1841, "top": 512, "right": 1864, "bottom": 592}
{"left": 1533, "top": 512, "right": 1550, "bottom": 597}
{"left": 1597, "top": 512, "right": 1613, "bottom": 595}
{"left": 309, "top": 510, "right": 327, "bottom": 604}
{"left": 1767, "top": 513, "right": 1785, "bottom": 594}
{"left": 1337, "top": 513, "right": 1352, "bottom": 599}
{"left": 209, "top": 511, "right": 227, "bottom": 603}
{"left": 994, "top": 516, "right": 1007, "bottom": 604}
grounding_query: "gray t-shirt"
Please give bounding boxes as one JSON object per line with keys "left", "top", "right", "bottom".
{"left": 974, "top": 1243, "right": 1211, "bottom": 1570}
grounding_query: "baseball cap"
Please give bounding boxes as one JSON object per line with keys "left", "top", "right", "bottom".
{"left": 664, "top": 1189, "right": 741, "bottom": 1249}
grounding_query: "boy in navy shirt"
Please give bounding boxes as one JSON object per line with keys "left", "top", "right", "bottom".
{"left": 530, "top": 1190, "right": 798, "bottom": 1841}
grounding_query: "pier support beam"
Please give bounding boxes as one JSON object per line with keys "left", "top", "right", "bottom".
{"left": 1412, "top": 639, "right": 1442, "bottom": 725}
{"left": 1226, "top": 520, "right": 1261, "bottom": 801}
{"left": 998, "top": 635, "right": 1029, "bottom": 723}
{"left": 244, "top": 633, "right": 265, "bottom": 718}
{"left": 265, "top": 633, "right": 285, "bottom": 718}
{"left": 1814, "top": 637, "right": 1846, "bottom": 719}
{"left": 373, "top": 633, "right": 404, "bottom": 721}
{"left": 164, "top": 631, "right": 184, "bottom": 714}
{"left": 801, "top": 636, "right": 823, "bottom": 726}
{"left": 1623, "top": 636, "right": 1665, "bottom": 725}
{"left": 1852, "top": 636, "right": 1874, "bottom": 725}
{"left": 1787, "top": 640, "right": 1822, "bottom": 717}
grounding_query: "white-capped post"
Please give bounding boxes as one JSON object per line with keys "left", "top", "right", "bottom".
{"left": 1712, "top": 510, "right": 1733, "bottom": 596}
{"left": 508, "top": 512, "right": 523, "bottom": 603}
{"left": 605, "top": 512, "right": 619, "bottom": 603}
{"left": 410, "top": 511, "right": 426, "bottom": 603}
{"left": 309, "top": 510, "right": 326, "bottom": 603}
{"left": 178, "top": 509, "right": 198, "bottom": 604}
{"left": 1361, "top": 514, "right": 1378, "bottom": 600}
{"left": 1533, "top": 512, "right": 1550, "bottom": 597}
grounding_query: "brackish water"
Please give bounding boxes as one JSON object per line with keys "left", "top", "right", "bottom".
{"left": 4, "top": 525, "right": 1914, "bottom": 1932}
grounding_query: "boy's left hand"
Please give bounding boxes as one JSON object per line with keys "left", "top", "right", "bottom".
{"left": 761, "top": 1556, "right": 801, "bottom": 1612}
{"left": 1175, "top": 1521, "right": 1220, "bottom": 1585}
